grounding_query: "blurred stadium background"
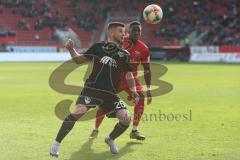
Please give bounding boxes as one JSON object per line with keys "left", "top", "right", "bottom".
{"left": 0, "top": 0, "right": 240, "bottom": 62}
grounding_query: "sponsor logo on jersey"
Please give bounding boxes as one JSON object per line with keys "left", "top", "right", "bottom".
{"left": 100, "top": 56, "right": 117, "bottom": 67}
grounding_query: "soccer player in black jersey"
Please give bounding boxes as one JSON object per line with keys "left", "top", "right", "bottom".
{"left": 50, "top": 22, "right": 139, "bottom": 156}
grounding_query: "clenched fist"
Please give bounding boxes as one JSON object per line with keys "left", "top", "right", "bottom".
{"left": 65, "top": 39, "right": 74, "bottom": 51}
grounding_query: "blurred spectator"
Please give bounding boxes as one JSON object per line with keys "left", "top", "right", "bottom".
{"left": 22, "top": 0, "right": 34, "bottom": 9}
{"left": 0, "top": 44, "right": 8, "bottom": 52}
{"left": 34, "top": 34, "right": 40, "bottom": 41}
{"left": 42, "top": 0, "right": 51, "bottom": 14}
{"left": 152, "top": 0, "right": 240, "bottom": 46}
{"left": 27, "top": 6, "right": 39, "bottom": 18}
{"left": 1, "top": 0, "right": 240, "bottom": 46}
{"left": 5, "top": 0, "right": 15, "bottom": 8}
{"left": 51, "top": 0, "right": 57, "bottom": 4}
{"left": 11, "top": 6, "right": 24, "bottom": 15}
{"left": 18, "top": 19, "right": 30, "bottom": 30}
{"left": 34, "top": 18, "right": 43, "bottom": 30}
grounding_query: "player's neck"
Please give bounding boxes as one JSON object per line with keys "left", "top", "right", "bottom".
{"left": 107, "top": 39, "right": 120, "bottom": 46}
{"left": 129, "top": 38, "right": 138, "bottom": 44}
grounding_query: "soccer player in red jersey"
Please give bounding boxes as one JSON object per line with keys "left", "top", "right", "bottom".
{"left": 90, "top": 21, "right": 152, "bottom": 140}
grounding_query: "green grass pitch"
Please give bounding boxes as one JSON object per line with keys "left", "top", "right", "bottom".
{"left": 0, "top": 62, "right": 239, "bottom": 160}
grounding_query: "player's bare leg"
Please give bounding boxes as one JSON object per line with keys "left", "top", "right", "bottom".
{"left": 50, "top": 104, "right": 88, "bottom": 157}
{"left": 89, "top": 129, "right": 99, "bottom": 139}
{"left": 130, "top": 92, "right": 146, "bottom": 140}
{"left": 105, "top": 108, "right": 130, "bottom": 154}
{"left": 89, "top": 108, "right": 106, "bottom": 139}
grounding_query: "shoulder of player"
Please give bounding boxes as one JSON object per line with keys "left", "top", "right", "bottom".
{"left": 116, "top": 48, "right": 130, "bottom": 62}
{"left": 119, "top": 48, "right": 130, "bottom": 57}
{"left": 120, "top": 48, "right": 129, "bottom": 54}
{"left": 137, "top": 40, "right": 149, "bottom": 50}
{"left": 86, "top": 41, "right": 105, "bottom": 53}
{"left": 91, "top": 41, "right": 105, "bottom": 48}
{"left": 83, "top": 42, "right": 105, "bottom": 58}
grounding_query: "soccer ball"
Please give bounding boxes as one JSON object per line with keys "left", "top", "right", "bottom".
{"left": 143, "top": 4, "right": 163, "bottom": 24}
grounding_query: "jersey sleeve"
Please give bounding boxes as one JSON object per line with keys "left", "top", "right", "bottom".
{"left": 83, "top": 43, "right": 98, "bottom": 60}
{"left": 140, "top": 47, "right": 150, "bottom": 64}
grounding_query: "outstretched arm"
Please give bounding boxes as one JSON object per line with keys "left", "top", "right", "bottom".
{"left": 65, "top": 39, "right": 89, "bottom": 64}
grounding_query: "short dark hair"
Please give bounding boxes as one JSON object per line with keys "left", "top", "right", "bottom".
{"left": 107, "top": 22, "right": 125, "bottom": 30}
{"left": 129, "top": 21, "right": 141, "bottom": 28}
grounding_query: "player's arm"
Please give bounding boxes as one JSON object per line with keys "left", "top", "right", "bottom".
{"left": 142, "top": 62, "right": 151, "bottom": 90}
{"left": 65, "top": 39, "right": 89, "bottom": 64}
{"left": 142, "top": 62, "right": 152, "bottom": 105}
{"left": 141, "top": 48, "right": 152, "bottom": 104}
{"left": 125, "top": 72, "right": 139, "bottom": 103}
{"left": 122, "top": 51, "right": 140, "bottom": 102}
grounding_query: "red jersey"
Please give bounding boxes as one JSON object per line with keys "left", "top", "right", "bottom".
{"left": 118, "top": 36, "right": 150, "bottom": 92}
{"left": 123, "top": 36, "right": 150, "bottom": 78}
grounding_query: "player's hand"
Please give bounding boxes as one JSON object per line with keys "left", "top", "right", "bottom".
{"left": 146, "top": 90, "right": 152, "bottom": 105}
{"left": 65, "top": 39, "right": 74, "bottom": 51}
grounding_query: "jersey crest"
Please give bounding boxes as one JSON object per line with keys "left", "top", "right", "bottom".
{"left": 84, "top": 96, "right": 91, "bottom": 104}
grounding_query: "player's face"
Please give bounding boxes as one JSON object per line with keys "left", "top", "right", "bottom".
{"left": 113, "top": 26, "right": 125, "bottom": 44}
{"left": 129, "top": 25, "right": 141, "bottom": 41}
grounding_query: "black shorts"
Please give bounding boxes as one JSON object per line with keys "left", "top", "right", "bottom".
{"left": 76, "top": 87, "right": 127, "bottom": 117}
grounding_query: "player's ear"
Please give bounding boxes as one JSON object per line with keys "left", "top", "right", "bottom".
{"left": 107, "top": 29, "right": 113, "bottom": 37}
{"left": 110, "top": 29, "right": 115, "bottom": 37}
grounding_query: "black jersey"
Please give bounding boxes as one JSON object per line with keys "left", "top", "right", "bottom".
{"left": 83, "top": 42, "right": 132, "bottom": 94}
